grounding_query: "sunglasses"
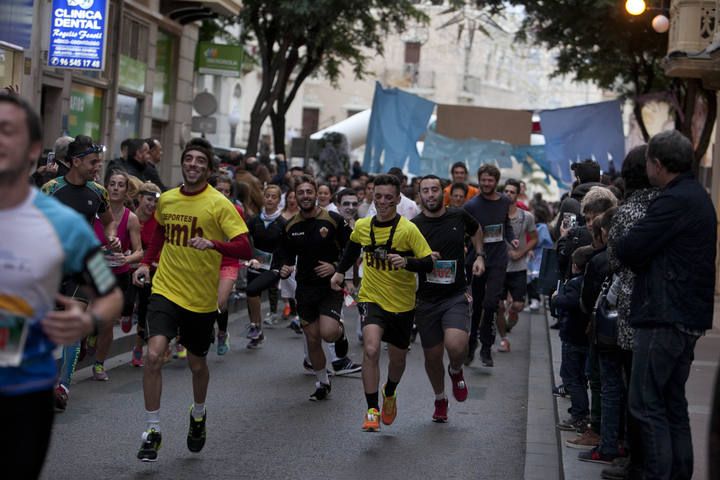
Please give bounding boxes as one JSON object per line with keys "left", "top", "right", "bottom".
{"left": 341, "top": 201, "right": 359, "bottom": 207}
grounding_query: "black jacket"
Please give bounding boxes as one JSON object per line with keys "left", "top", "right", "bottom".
{"left": 552, "top": 181, "right": 605, "bottom": 239}
{"left": 557, "top": 226, "right": 592, "bottom": 280}
{"left": 581, "top": 248, "right": 608, "bottom": 315}
{"left": 105, "top": 157, "right": 167, "bottom": 191}
{"left": 552, "top": 274, "right": 589, "bottom": 346}
{"left": 614, "top": 172, "right": 717, "bottom": 330}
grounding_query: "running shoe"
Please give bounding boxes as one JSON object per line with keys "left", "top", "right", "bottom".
{"left": 557, "top": 416, "right": 587, "bottom": 432}
{"left": 131, "top": 347, "right": 144, "bottom": 367}
{"left": 288, "top": 317, "right": 302, "bottom": 334}
{"left": 282, "top": 302, "right": 292, "bottom": 320}
{"left": 263, "top": 312, "right": 280, "bottom": 327}
{"left": 309, "top": 382, "right": 331, "bottom": 401}
{"left": 174, "top": 343, "right": 187, "bottom": 359}
{"left": 448, "top": 367, "right": 468, "bottom": 402}
{"left": 498, "top": 338, "right": 511, "bottom": 353}
{"left": 54, "top": 384, "right": 69, "bottom": 412}
{"left": 362, "top": 408, "right": 381, "bottom": 432}
{"left": 480, "top": 348, "right": 494, "bottom": 367}
{"left": 92, "top": 363, "right": 109, "bottom": 381}
{"left": 216, "top": 332, "right": 230, "bottom": 356}
{"left": 432, "top": 398, "right": 449, "bottom": 423}
{"left": 332, "top": 357, "right": 362, "bottom": 375}
{"left": 137, "top": 428, "right": 162, "bottom": 462}
{"left": 578, "top": 447, "right": 619, "bottom": 465}
{"left": 529, "top": 299, "right": 541, "bottom": 311}
{"left": 247, "top": 333, "right": 265, "bottom": 349}
{"left": 246, "top": 323, "right": 261, "bottom": 340}
{"left": 381, "top": 386, "right": 398, "bottom": 426}
{"left": 187, "top": 408, "right": 207, "bottom": 453}
{"left": 85, "top": 335, "right": 97, "bottom": 358}
{"left": 120, "top": 316, "right": 132, "bottom": 333}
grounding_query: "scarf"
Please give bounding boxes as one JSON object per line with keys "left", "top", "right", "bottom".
{"left": 260, "top": 208, "right": 282, "bottom": 228}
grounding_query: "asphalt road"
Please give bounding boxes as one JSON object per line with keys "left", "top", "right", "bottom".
{"left": 42, "top": 307, "right": 531, "bottom": 480}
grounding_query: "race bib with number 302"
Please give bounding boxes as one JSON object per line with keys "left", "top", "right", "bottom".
{"left": 427, "top": 260, "right": 457, "bottom": 285}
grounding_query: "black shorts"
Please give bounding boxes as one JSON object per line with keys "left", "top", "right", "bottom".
{"left": 359, "top": 302, "right": 414, "bottom": 350}
{"left": 145, "top": 294, "right": 216, "bottom": 357}
{"left": 415, "top": 293, "right": 471, "bottom": 349}
{"left": 296, "top": 286, "right": 343, "bottom": 325}
{"left": 246, "top": 270, "right": 279, "bottom": 298}
{"left": 502, "top": 270, "right": 528, "bottom": 303}
{"left": 59, "top": 278, "right": 90, "bottom": 304}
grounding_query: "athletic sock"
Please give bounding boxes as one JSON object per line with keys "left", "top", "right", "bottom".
{"left": 448, "top": 366, "right": 462, "bottom": 376}
{"left": 365, "top": 392, "right": 379, "bottom": 410}
{"left": 314, "top": 369, "right": 329, "bottom": 386}
{"left": 435, "top": 392, "right": 447, "bottom": 401}
{"left": 384, "top": 380, "right": 399, "bottom": 397}
{"left": 192, "top": 403, "right": 205, "bottom": 420}
{"left": 146, "top": 409, "right": 160, "bottom": 432}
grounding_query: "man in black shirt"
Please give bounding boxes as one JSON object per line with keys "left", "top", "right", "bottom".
{"left": 275, "top": 175, "right": 354, "bottom": 401}
{"left": 105, "top": 138, "right": 166, "bottom": 191}
{"left": 463, "top": 164, "right": 518, "bottom": 367}
{"left": 413, "top": 175, "right": 485, "bottom": 422}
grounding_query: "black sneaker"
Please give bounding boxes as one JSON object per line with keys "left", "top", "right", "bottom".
{"left": 332, "top": 357, "right": 362, "bottom": 375}
{"left": 480, "top": 349, "right": 494, "bottom": 367}
{"left": 187, "top": 409, "right": 207, "bottom": 453}
{"left": 137, "top": 429, "right": 162, "bottom": 462}
{"left": 309, "top": 382, "right": 331, "bottom": 401}
{"left": 552, "top": 384, "right": 569, "bottom": 398}
{"left": 557, "top": 416, "right": 586, "bottom": 432}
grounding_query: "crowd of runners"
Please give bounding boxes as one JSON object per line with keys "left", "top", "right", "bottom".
{"left": 1, "top": 92, "right": 716, "bottom": 480}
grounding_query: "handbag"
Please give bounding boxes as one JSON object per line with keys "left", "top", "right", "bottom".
{"left": 593, "top": 277, "right": 619, "bottom": 347}
{"left": 538, "top": 248, "right": 560, "bottom": 295}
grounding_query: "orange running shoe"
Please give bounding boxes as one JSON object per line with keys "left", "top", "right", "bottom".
{"left": 362, "top": 408, "right": 380, "bottom": 432}
{"left": 381, "top": 386, "right": 397, "bottom": 425}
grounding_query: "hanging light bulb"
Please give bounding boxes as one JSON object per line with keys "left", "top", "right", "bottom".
{"left": 625, "top": 0, "right": 647, "bottom": 16}
{"left": 652, "top": 14, "right": 670, "bottom": 33}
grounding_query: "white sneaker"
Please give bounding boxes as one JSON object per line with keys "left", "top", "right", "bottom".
{"left": 263, "top": 312, "right": 279, "bottom": 327}
{"left": 498, "top": 338, "right": 511, "bottom": 353}
{"left": 529, "top": 299, "right": 540, "bottom": 311}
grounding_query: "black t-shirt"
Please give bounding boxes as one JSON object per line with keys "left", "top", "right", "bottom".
{"left": 274, "top": 209, "right": 351, "bottom": 289}
{"left": 412, "top": 208, "right": 479, "bottom": 300}
{"left": 463, "top": 193, "right": 515, "bottom": 267}
{"left": 41, "top": 176, "right": 109, "bottom": 224}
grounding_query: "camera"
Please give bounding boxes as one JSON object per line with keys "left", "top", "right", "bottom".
{"left": 372, "top": 247, "right": 388, "bottom": 261}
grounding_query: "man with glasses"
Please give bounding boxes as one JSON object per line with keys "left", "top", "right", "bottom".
{"left": 41, "top": 135, "right": 119, "bottom": 411}
{"left": 497, "top": 179, "right": 537, "bottom": 352}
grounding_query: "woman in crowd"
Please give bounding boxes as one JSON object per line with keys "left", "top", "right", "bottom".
{"left": 317, "top": 182, "right": 333, "bottom": 209}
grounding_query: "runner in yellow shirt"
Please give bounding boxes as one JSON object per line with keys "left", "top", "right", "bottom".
{"left": 331, "top": 174, "right": 433, "bottom": 432}
{"left": 132, "top": 139, "right": 250, "bottom": 462}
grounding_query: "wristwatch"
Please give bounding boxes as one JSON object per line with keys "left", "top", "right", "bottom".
{"left": 477, "top": 251, "right": 486, "bottom": 259}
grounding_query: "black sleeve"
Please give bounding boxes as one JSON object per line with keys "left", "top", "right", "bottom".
{"left": 145, "top": 164, "right": 167, "bottom": 192}
{"left": 553, "top": 280, "right": 582, "bottom": 311}
{"left": 337, "top": 240, "right": 362, "bottom": 274}
{"left": 271, "top": 225, "right": 295, "bottom": 270}
{"left": 462, "top": 210, "right": 480, "bottom": 237}
{"left": 406, "top": 255, "right": 434, "bottom": 273}
{"left": 332, "top": 211, "right": 352, "bottom": 250}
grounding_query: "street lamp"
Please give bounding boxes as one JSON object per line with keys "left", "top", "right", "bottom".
{"left": 228, "top": 108, "right": 240, "bottom": 148}
{"left": 625, "top": 0, "right": 670, "bottom": 34}
{"left": 626, "top": 0, "right": 646, "bottom": 15}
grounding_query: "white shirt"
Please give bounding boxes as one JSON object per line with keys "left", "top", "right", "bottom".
{"left": 366, "top": 193, "right": 420, "bottom": 220}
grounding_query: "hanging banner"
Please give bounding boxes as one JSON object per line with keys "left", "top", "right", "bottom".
{"left": 48, "top": 0, "right": 109, "bottom": 71}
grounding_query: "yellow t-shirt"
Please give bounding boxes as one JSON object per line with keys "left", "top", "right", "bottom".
{"left": 352, "top": 215, "right": 432, "bottom": 313}
{"left": 152, "top": 186, "right": 248, "bottom": 312}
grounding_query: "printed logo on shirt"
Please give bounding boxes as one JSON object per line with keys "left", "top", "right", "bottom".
{"left": 163, "top": 216, "right": 204, "bottom": 247}
{"left": 319, "top": 227, "right": 328, "bottom": 238}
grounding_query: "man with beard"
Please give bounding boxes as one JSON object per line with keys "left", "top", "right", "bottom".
{"left": 412, "top": 175, "right": 485, "bottom": 422}
{"left": 274, "top": 175, "right": 356, "bottom": 401}
{"left": 132, "top": 138, "right": 251, "bottom": 462}
{"left": 463, "top": 165, "right": 518, "bottom": 367}
{"left": 331, "top": 174, "right": 433, "bottom": 432}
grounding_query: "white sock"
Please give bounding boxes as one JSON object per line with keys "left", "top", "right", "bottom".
{"left": 448, "top": 366, "right": 462, "bottom": 376}
{"left": 303, "top": 333, "right": 309, "bottom": 363}
{"left": 435, "top": 392, "right": 447, "bottom": 401}
{"left": 192, "top": 403, "right": 205, "bottom": 420}
{"left": 146, "top": 409, "right": 160, "bottom": 432}
{"left": 327, "top": 341, "right": 339, "bottom": 362}
{"left": 314, "top": 369, "right": 329, "bottom": 386}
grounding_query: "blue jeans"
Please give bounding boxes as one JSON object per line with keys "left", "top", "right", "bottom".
{"left": 598, "top": 348, "right": 624, "bottom": 456}
{"left": 630, "top": 326, "right": 697, "bottom": 480}
{"left": 560, "top": 342, "right": 589, "bottom": 419}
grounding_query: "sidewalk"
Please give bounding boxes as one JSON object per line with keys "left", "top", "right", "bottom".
{"left": 546, "top": 299, "right": 720, "bottom": 480}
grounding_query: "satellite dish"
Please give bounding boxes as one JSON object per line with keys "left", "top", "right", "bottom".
{"left": 193, "top": 92, "right": 218, "bottom": 116}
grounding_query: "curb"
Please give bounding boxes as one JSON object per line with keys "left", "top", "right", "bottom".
{"left": 523, "top": 307, "right": 563, "bottom": 480}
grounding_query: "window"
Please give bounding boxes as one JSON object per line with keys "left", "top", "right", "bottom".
{"left": 404, "top": 42, "right": 421, "bottom": 64}
{"left": 302, "top": 108, "right": 319, "bottom": 138}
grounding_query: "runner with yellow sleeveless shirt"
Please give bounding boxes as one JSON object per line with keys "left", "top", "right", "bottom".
{"left": 331, "top": 174, "right": 433, "bottom": 432}
{"left": 132, "top": 139, "right": 250, "bottom": 462}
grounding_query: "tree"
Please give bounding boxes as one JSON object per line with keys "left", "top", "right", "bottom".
{"left": 512, "top": 0, "right": 716, "bottom": 166}
{"left": 204, "top": 1, "right": 428, "bottom": 157}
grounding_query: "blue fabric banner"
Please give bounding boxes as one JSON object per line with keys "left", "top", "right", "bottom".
{"left": 364, "top": 82, "right": 435, "bottom": 175}
{"left": 420, "top": 130, "right": 514, "bottom": 176}
{"left": 539, "top": 100, "right": 625, "bottom": 184}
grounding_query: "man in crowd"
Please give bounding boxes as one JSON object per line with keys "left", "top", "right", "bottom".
{"left": 553, "top": 159, "right": 603, "bottom": 239}
{"left": 614, "top": 130, "right": 716, "bottom": 480}
{"left": 413, "top": 175, "right": 485, "bottom": 422}
{"left": 443, "top": 162, "right": 478, "bottom": 206}
{"left": 106, "top": 138, "right": 166, "bottom": 190}
{"left": 366, "top": 168, "right": 419, "bottom": 219}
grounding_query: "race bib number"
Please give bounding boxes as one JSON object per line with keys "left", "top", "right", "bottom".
{"left": 252, "top": 248, "right": 273, "bottom": 271}
{"left": 427, "top": 260, "right": 457, "bottom": 285}
{"left": 484, "top": 224, "right": 504, "bottom": 243}
{"left": 0, "top": 309, "right": 30, "bottom": 367}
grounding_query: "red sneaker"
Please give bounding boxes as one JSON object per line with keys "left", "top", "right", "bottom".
{"left": 432, "top": 398, "right": 448, "bottom": 423}
{"left": 448, "top": 366, "right": 468, "bottom": 402}
{"left": 121, "top": 316, "right": 132, "bottom": 333}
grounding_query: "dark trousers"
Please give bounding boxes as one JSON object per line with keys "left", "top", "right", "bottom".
{"left": 598, "top": 347, "right": 625, "bottom": 456}
{"left": 560, "top": 342, "right": 589, "bottom": 419}
{"left": 0, "top": 389, "right": 55, "bottom": 479}
{"left": 527, "top": 278, "right": 540, "bottom": 302}
{"left": 629, "top": 326, "right": 697, "bottom": 480}
{"left": 587, "top": 342, "right": 602, "bottom": 433}
{"left": 469, "top": 264, "right": 506, "bottom": 352}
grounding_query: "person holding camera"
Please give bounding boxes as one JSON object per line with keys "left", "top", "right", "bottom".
{"left": 331, "top": 174, "right": 433, "bottom": 432}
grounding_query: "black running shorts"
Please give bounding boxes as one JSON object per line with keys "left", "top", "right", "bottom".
{"left": 415, "top": 292, "right": 471, "bottom": 349}
{"left": 296, "top": 286, "right": 343, "bottom": 325}
{"left": 502, "top": 270, "right": 528, "bottom": 303}
{"left": 145, "top": 294, "right": 216, "bottom": 357}
{"left": 359, "top": 302, "right": 414, "bottom": 350}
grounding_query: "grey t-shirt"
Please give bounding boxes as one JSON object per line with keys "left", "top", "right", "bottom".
{"left": 507, "top": 208, "right": 536, "bottom": 272}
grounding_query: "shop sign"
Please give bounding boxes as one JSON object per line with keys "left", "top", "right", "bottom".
{"left": 69, "top": 84, "right": 103, "bottom": 140}
{"left": 196, "top": 42, "right": 243, "bottom": 77}
{"left": 48, "top": 0, "right": 108, "bottom": 70}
